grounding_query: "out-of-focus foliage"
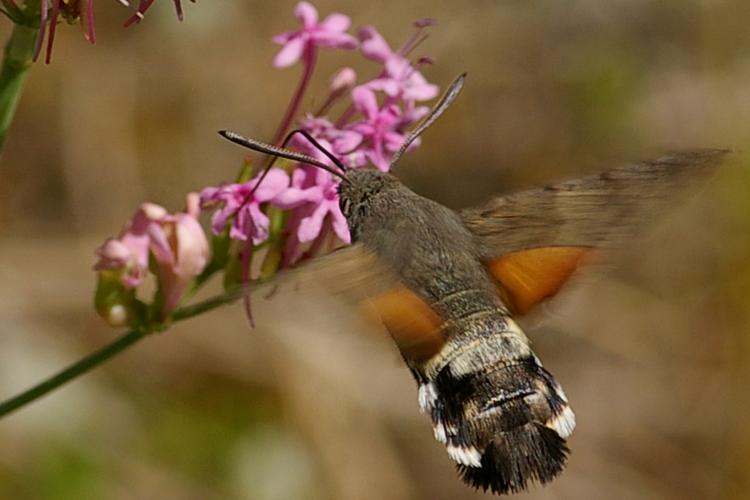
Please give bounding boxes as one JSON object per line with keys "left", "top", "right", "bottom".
{"left": 0, "top": 1, "right": 748, "bottom": 499}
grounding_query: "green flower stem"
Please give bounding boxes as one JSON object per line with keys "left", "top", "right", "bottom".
{"left": 0, "top": 21, "right": 37, "bottom": 152}
{"left": 0, "top": 329, "right": 147, "bottom": 418}
{"left": 0, "top": 286, "right": 247, "bottom": 419}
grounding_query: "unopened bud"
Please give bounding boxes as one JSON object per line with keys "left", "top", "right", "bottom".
{"left": 94, "top": 271, "right": 142, "bottom": 327}
{"left": 330, "top": 67, "right": 357, "bottom": 94}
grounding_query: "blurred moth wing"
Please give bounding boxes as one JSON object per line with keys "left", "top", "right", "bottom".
{"left": 462, "top": 149, "right": 729, "bottom": 315}
{"left": 273, "top": 243, "right": 447, "bottom": 360}
{"left": 284, "top": 149, "right": 729, "bottom": 347}
{"left": 462, "top": 149, "right": 728, "bottom": 255}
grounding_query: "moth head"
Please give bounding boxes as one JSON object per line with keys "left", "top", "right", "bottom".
{"left": 338, "top": 168, "right": 401, "bottom": 241}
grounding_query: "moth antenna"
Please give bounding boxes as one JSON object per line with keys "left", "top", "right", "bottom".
{"left": 251, "top": 128, "right": 349, "bottom": 195}
{"left": 285, "top": 128, "right": 349, "bottom": 173}
{"left": 390, "top": 72, "right": 466, "bottom": 167}
{"left": 219, "top": 130, "right": 350, "bottom": 183}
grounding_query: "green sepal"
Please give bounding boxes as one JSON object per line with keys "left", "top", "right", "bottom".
{"left": 236, "top": 159, "right": 254, "bottom": 183}
{"left": 260, "top": 206, "right": 288, "bottom": 280}
{"left": 223, "top": 240, "right": 243, "bottom": 290}
{"left": 94, "top": 271, "right": 146, "bottom": 328}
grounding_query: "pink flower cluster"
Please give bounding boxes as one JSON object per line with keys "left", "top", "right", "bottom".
{"left": 94, "top": 194, "right": 209, "bottom": 319}
{"left": 201, "top": 1, "right": 439, "bottom": 265}
{"left": 93, "top": 1, "right": 440, "bottom": 325}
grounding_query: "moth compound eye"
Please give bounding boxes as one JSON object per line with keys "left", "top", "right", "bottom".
{"left": 340, "top": 197, "right": 351, "bottom": 218}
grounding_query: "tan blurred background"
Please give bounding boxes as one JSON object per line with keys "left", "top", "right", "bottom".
{"left": 1, "top": 1, "right": 749, "bottom": 499}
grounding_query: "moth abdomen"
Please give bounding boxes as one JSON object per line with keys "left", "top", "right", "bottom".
{"left": 418, "top": 320, "right": 574, "bottom": 495}
{"left": 457, "top": 422, "right": 569, "bottom": 494}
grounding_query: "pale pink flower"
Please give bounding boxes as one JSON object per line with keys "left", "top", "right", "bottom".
{"left": 94, "top": 193, "right": 209, "bottom": 317}
{"left": 149, "top": 193, "right": 210, "bottom": 316}
{"left": 272, "top": 1, "right": 358, "bottom": 68}
{"left": 94, "top": 214, "right": 152, "bottom": 288}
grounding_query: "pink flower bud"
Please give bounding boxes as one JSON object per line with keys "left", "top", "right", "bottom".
{"left": 330, "top": 67, "right": 357, "bottom": 94}
{"left": 94, "top": 193, "right": 210, "bottom": 321}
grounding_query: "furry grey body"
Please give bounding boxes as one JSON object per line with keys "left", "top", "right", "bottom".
{"left": 338, "top": 168, "right": 574, "bottom": 494}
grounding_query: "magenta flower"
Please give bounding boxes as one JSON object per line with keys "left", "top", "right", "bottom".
{"left": 272, "top": 1, "right": 358, "bottom": 68}
{"left": 298, "top": 115, "right": 366, "bottom": 167}
{"left": 200, "top": 168, "right": 290, "bottom": 245}
{"left": 275, "top": 166, "right": 350, "bottom": 245}
{"left": 350, "top": 86, "right": 410, "bottom": 170}
{"left": 358, "top": 26, "right": 439, "bottom": 102}
{"left": 94, "top": 193, "right": 210, "bottom": 317}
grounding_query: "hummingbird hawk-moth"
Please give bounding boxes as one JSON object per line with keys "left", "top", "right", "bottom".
{"left": 221, "top": 74, "right": 728, "bottom": 495}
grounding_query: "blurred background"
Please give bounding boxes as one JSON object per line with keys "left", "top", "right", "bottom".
{"left": 1, "top": 1, "right": 749, "bottom": 499}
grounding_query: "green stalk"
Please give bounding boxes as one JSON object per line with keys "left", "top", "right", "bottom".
{"left": 0, "top": 286, "right": 246, "bottom": 419}
{"left": 0, "top": 21, "right": 37, "bottom": 152}
{"left": 0, "top": 329, "right": 146, "bottom": 418}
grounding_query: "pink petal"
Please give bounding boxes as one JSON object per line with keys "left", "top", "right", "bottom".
{"left": 273, "top": 36, "right": 306, "bottom": 68}
{"left": 247, "top": 204, "right": 271, "bottom": 244}
{"left": 366, "top": 77, "right": 401, "bottom": 97}
{"left": 330, "top": 67, "right": 356, "bottom": 93}
{"left": 94, "top": 239, "right": 131, "bottom": 269}
{"left": 359, "top": 26, "right": 392, "bottom": 62}
{"left": 384, "top": 57, "right": 410, "bottom": 79}
{"left": 200, "top": 186, "right": 221, "bottom": 208}
{"left": 272, "top": 31, "right": 294, "bottom": 44}
{"left": 120, "top": 232, "right": 150, "bottom": 269}
{"left": 140, "top": 202, "right": 168, "bottom": 221}
{"left": 342, "top": 150, "right": 367, "bottom": 168}
{"left": 252, "top": 168, "right": 290, "bottom": 201}
{"left": 333, "top": 130, "right": 363, "bottom": 153}
{"left": 294, "top": 1, "right": 318, "bottom": 27}
{"left": 185, "top": 192, "right": 201, "bottom": 218}
{"left": 210, "top": 204, "right": 233, "bottom": 235}
{"left": 230, "top": 206, "right": 252, "bottom": 241}
{"left": 314, "top": 32, "right": 358, "bottom": 49}
{"left": 173, "top": 215, "right": 209, "bottom": 279}
{"left": 147, "top": 224, "right": 175, "bottom": 268}
{"left": 318, "top": 13, "right": 351, "bottom": 33}
{"left": 272, "top": 186, "right": 323, "bottom": 209}
{"left": 404, "top": 82, "right": 439, "bottom": 101}
{"left": 402, "top": 104, "right": 430, "bottom": 123}
{"left": 297, "top": 202, "right": 328, "bottom": 242}
{"left": 385, "top": 131, "right": 407, "bottom": 151}
{"left": 352, "top": 86, "right": 379, "bottom": 119}
{"left": 351, "top": 122, "right": 375, "bottom": 136}
{"left": 289, "top": 167, "right": 309, "bottom": 188}
{"left": 329, "top": 204, "right": 351, "bottom": 243}
{"left": 367, "top": 147, "right": 391, "bottom": 171}
{"left": 312, "top": 166, "right": 336, "bottom": 187}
